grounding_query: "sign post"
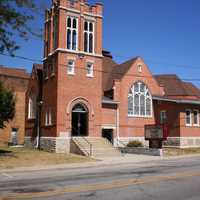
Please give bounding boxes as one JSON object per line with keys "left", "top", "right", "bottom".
{"left": 145, "top": 125, "right": 164, "bottom": 149}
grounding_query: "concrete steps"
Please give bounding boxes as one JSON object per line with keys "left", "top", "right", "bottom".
{"left": 72, "top": 137, "right": 122, "bottom": 158}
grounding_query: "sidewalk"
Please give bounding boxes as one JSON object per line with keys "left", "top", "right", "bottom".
{"left": 1, "top": 153, "right": 200, "bottom": 174}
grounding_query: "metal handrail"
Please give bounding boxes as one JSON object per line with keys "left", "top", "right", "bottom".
{"left": 117, "top": 139, "right": 127, "bottom": 147}
{"left": 82, "top": 137, "right": 92, "bottom": 157}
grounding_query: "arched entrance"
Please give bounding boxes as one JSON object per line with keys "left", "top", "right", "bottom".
{"left": 71, "top": 103, "right": 89, "bottom": 137}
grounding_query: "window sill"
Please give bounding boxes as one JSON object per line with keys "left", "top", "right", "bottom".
{"left": 185, "top": 124, "right": 192, "bottom": 127}
{"left": 86, "top": 74, "right": 94, "bottom": 78}
{"left": 45, "top": 124, "right": 54, "bottom": 127}
{"left": 67, "top": 72, "right": 75, "bottom": 76}
{"left": 193, "top": 124, "right": 200, "bottom": 127}
{"left": 27, "top": 118, "right": 36, "bottom": 121}
{"left": 128, "top": 115, "right": 153, "bottom": 119}
{"left": 50, "top": 73, "right": 55, "bottom": 78}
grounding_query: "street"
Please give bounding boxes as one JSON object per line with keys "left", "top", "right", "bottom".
{"left": 1, "top": 156, "right": 200, "bottom": 200}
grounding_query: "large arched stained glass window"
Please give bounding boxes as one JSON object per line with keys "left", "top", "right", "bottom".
{"left": 128, "top": 82, "right": 152, "bottom": 117}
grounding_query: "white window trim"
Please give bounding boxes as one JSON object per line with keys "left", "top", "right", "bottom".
{"left": 185, "top": 109, "right": 192, "bottom": 127}
{"left": 84, "top": 21, "right": 95, "bottom": 53}
{"left": 28, "top": 96, "right": 36, "bottom": 119}
{"left": 53, "top": 15, "right": 58, "bottom": 50}
{"left": 128, "top": 82, "right": 153, "bottom": 118}
{"left": 45, "top": 108, "right": 52, "bottom": 126}
{"left": 138, "top": 64, "right": 142, "bottom": 73}
{"left": 67, "top": 59, "right": 75, "bottom": 75}
{"left": 193, "top": 109, "right": 199, "bottom": 127}
{"left": 44, "top": 64, "right": 49, "bottom": 80}
{"left": 160, "top": 110, "right": 167, "bottom": 124}
{"left": 45, "top": 111, "right": 48, "bottom": 126}
{"left": 66, "top": 16, "right": 78, "bottom": 51}
{"left": 28, "top": 98, "right": 33, "bottom": 119}
{"left": 51, "top": 59, "right": 55, "bottom": 77}
{"left": 49, "top": 109, "right": 52, "bottom": 126}
{"left": 86, "top": 62, "right": 94, "bottom": 77}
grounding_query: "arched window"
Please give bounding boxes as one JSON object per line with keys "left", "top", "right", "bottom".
{"left": 28, "top": 94, "right": 36, "bottom": 119}
{"left": 128, "top": 82, "right": 152, "bottom": 117}
{"left": 84, "top": 21, "right": 94, "bottom": 53}
{"left": 67, "top": 16, "right": 78, "bottom": 51}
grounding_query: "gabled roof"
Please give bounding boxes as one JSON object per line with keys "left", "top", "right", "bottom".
{"left": 102, "top": 52, "right": 139, "bottom": 91}
{"left": 0, "top": 66, "right": 29, "bottom": 79}
{"left": 102, "top": 55, "right": 117, "bottom": 91}
{"left": 110, "top": 57, "right": 138, "bottom": 80}
{"left": 154, "top": 74, "right": 200, "bottom": 98}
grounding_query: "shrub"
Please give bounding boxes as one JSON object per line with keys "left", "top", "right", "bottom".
{"left": 127, "top": 140, "right": 143, "bottom": 148}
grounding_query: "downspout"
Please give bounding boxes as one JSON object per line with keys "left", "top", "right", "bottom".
{"left": 36, "top": 107, "right": 40, "bottom": 149}
{"left": 36, "top": 69, "right": 43, "bottom": 150}
{"left": 116, "top": 105, "right": 120, "bottom": 146}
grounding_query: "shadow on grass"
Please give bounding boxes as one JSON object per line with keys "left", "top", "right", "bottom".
{"left": 0, "top": 149, "right": 15, "bottom": 157}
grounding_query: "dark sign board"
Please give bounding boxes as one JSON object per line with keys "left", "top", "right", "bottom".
{"left": 145, "top": 125, "right": 163, "bottom": 140}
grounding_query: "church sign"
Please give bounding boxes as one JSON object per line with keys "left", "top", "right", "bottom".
{"left": 145, "top": 125, "right": 163, "bottom": 140}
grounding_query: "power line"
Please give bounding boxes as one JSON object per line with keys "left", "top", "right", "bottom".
{"left": 112, "top": 53, "right": 200, "bottom": 70}
{"left": 53, "top": 62, "right": 200, "bottom": 82}
{"left": 1, "top": 49, "right": 200, "bottom": 71}
{"left": 0, "top": 53, "right": 42, "bottom": 63}
{"left": 1, "top": 52, "right": 200, "bottom": 82}
{"left": 2, "top": 50, "right": 200, "bottom": 71}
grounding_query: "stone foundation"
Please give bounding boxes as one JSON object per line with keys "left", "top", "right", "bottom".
{"left": 120, "top": 147, "right": 163, "bottom": 156}
{"left": 24, "top": 137, "right": 35, "bottom": 148}
{"left": 164, "top": 137, "right": 200, "bottom": 148}
{"left": 25, "top": 136, "right": 71, "bottom": 153}
{"left": 114, "top": 137, "right": 149, "bottom": 147}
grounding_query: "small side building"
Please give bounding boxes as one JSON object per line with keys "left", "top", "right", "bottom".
{"left": 154, "top": 75, "right": 200, "bottom": 147}
{"left": 0, "top": 66, "right": 29, "bottom": 146}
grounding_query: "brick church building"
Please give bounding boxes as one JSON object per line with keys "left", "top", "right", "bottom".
{"left": 0, "top": 67, "right": 29, "bottom": 146}
{"left": 25, "top": 0, "right": 200, "bottom": 153}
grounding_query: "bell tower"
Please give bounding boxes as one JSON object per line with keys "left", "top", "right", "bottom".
{"left": 44, "top": 0, "right": 103, "bottom": 58}
{"left": 42, "top": 0, "right": 104, "bottom": 142}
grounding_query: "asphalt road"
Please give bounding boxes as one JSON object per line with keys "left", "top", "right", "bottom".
{"left": 1, "top": 156, "right": 200, "bottom": 200}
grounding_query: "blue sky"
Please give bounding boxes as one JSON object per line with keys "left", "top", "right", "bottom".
{"left": 1, "top": 0, "right": 200, "bottom": 87}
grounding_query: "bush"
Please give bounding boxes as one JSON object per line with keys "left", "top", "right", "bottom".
{"left": 127, "top": 140, "right": 143, "bottom": 148}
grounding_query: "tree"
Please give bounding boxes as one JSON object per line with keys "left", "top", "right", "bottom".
{"left": 0, "top": 0, "right": 44, "bottom": 55}
{"left": 0, "top": 81, "right": 15, "bottom": 129}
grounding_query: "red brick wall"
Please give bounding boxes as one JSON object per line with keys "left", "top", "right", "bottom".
{"left": 56, "top": 53, "right": 102, "bottom": 137}
{"left": 154, "top": 101, "right": 181, "bottom": 137}
{"left": 26, "top": 0, "right": 200, "bottom": 146}
{"left": 25, "top": 68, "right": 39, "bottom": 138}
{"left": 114, "top": 58, "right": 164, "bottom": 138}
{"left": 179, "top": 104, "right": 200, "bottom": 137}
{"left": 0, "top": 75, "right": 28, "bottom": 146}
{"left": 154, "top": 101, "right": 200, "bottom": 138}
{"left": 41, "top": 0, "right": 103, "bottom": 138}
{"left": 41, "top": 55, "right": 58, "bottom": 137}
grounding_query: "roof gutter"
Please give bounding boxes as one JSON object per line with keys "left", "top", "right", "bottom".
{"left": 153, "top": 96, "right": 200, "bottom": 105}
